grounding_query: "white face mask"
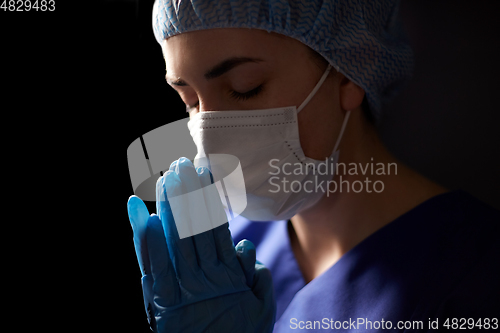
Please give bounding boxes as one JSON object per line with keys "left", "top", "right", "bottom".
{"left": 187, "top": 64, "right": 351, "bottom": 221}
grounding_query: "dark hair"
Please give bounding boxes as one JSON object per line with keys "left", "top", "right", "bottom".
{"left": 307, "top": 48, "right": 374, "bottom": 125}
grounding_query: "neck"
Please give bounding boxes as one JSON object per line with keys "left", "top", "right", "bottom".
{"left": 289, "top": 110, "right": 447, "bottom": 283}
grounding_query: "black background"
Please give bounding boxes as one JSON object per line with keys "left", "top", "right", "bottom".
{"left": 1, "top": 0, "right": 498, "bottom": 331}
{"left": 100, "top": 1, "right": 500, "bottom": 330}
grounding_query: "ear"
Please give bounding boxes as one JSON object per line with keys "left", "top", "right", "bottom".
{"left": 338, "top": 75, "right": 365, "bottom": 112}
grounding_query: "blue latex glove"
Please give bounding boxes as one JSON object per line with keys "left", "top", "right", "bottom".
{"left": 127, "top": 158, "right": 276, "bottom": 332}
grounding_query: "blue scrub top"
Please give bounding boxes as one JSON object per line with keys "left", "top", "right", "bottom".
{"left": 228, "top": 190, "right": 500, "bottom": 332}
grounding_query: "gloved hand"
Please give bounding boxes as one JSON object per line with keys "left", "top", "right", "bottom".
{"left": 127, "top": 157, "right": 276, "bottom": 332}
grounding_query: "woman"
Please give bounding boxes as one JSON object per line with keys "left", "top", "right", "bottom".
{"left": 127, "top": 0, "right": 499, "bottom": 331}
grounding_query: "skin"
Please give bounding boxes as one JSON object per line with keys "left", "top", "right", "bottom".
{"left": 162, "top": 28, "right": 447, "bottom": 284}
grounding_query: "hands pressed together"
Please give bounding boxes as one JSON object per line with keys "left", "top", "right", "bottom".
{"left": 127, "top": 157, "right": 276, "bottom": 332}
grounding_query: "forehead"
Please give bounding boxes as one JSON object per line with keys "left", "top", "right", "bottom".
{"left": 161, "top": 28, "right": 308, "bottom": 71}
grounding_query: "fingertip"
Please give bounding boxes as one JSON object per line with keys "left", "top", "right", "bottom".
{"left": 169, "top": 157, "right": 194, "bottom": 174}
{"left": 148, "top": 213, "right": 160, "bottom": 221}
{"left": 163, "top": 169, "right": 181, "bottom": 196}
{"left": 127, "top": 195, "right": 149, "bottom": 230}
{"left": 169, "top": 159, "right": 177, "bottom": 171}
{"left": 196, "top": 166, "right": 213, "bottom": 186}
{"left": 178, "top": 156, "right": 192, "bottom": 165}
{"left": 127, "top": 194, "right": 138, "bottom": 204}
{"left": 155, "top": 171, "right": 168, "bottom": 189}
{"left": 195, "top": 166, "right": 208, "bottom": 174}
{"left": 127, "top": 195, "right": 144, "bottom": 211}
{"left": 146, "top": 213, "right": 163, "bottom": 233}
{"left": 235, "top": 239, "right": 257, "bottom": 289}
{"left": 235, "top": 239, "right": 256, "bottom": 253}
{"left": 175, "top": 157, "right": 201, "bottom": 192}
{"left": 156, "top": 170, "right": 173, "bottom": 202}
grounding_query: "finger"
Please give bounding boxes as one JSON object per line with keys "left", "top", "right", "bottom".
{"left": 212, "top": 221, "right": 241, "bottom": 272}
{"left": 141, "top": 274, "right": 157, "bottom": 332}
{"left": 197, "top": 165, "right": 213, "bottom": 184}
{"left": 252, "top": 261, "right": 275, "bottom": 302}
{"left": 191, "top": 166, "right": 219, "bottom": 269}
{"left": 174, "top": 157, "right": 207, "bottom": 238}
{"left": 197, "top": 166, "right": 228, "bottom": 232}
{"left": 146, "top": 214, "right": 180, "bottom": 307}
{"left": 204, "top": 161, "right": 238, "bottom": 267}
{"left": 175, "top": 158, "right": 239, "bottom": 271}
{"left": 235, "top": 239, "right": 256, "bottom": 288}
{"left": 173, "top": 158, "right": 228, "bottom": 292}
{"left": 128, "top": 196, "right": 157, "bottom": 329}
{"left": 197, "top": 166, "right": 248, "bottom": 291}
{"left": 157, "top": 169, "right": 201, "bottom": 282}
{"left": 127, "top": 195, "right": 150, "bottom": 275}
{"left": 252, "top": 260, "right": 277, "bottom": 329}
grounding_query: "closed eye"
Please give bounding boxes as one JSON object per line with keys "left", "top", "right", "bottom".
{"left": 185, "top": 85, "right": 264, "bottom": 113}
{"left": 229, "top": 85, "right": 264, "bottom": 101}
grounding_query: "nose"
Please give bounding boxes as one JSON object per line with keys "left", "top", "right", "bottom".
{"left": 196, "top": 88, "right": 232, "bottom": 112}
{"left": 198, "top": 98, "right": 219, "bottom": 112}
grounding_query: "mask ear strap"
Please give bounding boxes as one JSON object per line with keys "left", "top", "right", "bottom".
{"left": 297, "top": 64, "right": 332, "bottom": 113}
{"left": 332, "top": 110, "right": 351, "bottom": 153}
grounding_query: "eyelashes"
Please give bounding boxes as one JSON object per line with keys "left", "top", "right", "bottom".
{"left": 229, "top": 84, "right": 264, "bottom": 101}
{"left": 185, "top": 84, "right": 264, "bottom": 112}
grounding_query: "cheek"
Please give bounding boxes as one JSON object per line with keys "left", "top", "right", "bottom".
{"left": 257, "top": 77, "right": 308, "bottom": 110}
{"left": 297, "top": 85, "right": 341, "bottom": 160}
{"left": 271, "top": 66, "right": 323, "bottom": 110}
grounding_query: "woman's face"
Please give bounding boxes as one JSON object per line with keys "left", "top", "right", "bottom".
{"left": 162, "top": 28, "right": 357, "bottom": 160}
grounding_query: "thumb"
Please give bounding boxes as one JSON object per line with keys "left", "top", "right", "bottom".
{"left": 235, "top": 239, "right": 256, "bottom": 288}
{"left": 252, "top": 261, "right": 277, "bottom": 331}
{"left": 253, "top": 260, "right": 275, "bottom": 301}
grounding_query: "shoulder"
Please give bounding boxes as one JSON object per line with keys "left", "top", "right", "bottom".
{"left": 439, "top": 190, "right": 500, "bottom": 258}
{"left": 443, "top": 191, "right": 500, "bottom": 317}
{"left": 413, "top": 190, "right": 500, "bottom": 320}
{"left": 409, "top": 190, "right": 500, "bottom": 252}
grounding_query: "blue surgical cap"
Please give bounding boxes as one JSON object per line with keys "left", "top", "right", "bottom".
{"left": 152, "top": 0, "right": 414, "bottom": 121}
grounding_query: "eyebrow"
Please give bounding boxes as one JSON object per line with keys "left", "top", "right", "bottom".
{"left": 166, "top": 57, "right": 264, "bottom": 86}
